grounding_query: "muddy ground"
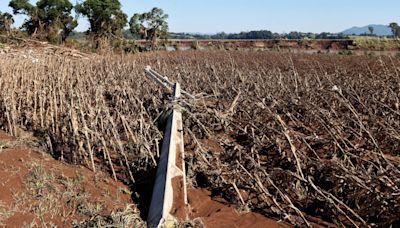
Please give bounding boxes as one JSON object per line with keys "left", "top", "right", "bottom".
{"left": 0, "top": 129, "right": 287, "bottom": 227}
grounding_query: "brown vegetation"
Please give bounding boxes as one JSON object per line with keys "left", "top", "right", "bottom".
{"left": 0, "top": 49, "right": 399, "bottom": 227}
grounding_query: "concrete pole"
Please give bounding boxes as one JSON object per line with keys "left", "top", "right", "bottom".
{"left": 148, "top": 83, "right": 187, "bottom": 228}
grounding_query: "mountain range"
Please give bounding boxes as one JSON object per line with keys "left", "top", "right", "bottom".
{"left": 342, "top": 24, "right": 392, "bottom": 36}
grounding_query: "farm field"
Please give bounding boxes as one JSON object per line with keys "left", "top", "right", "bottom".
{"left": 0, "top": 49, "right": 400, "bottom": 227}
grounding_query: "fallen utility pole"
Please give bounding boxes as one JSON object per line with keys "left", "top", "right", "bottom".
{"left": 145, "top": 66, "right": 195, "bottom": 99}
{"left": 146, "top": 68, "right": 188, "bottom": 228}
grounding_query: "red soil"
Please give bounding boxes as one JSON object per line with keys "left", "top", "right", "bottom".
{"left": 0, "top": 131, "right": 13, "bottom": 141}
{"left": 187, "top": 188, "right": 289, "bottom": 228}
{"left": 0, "top": 130, "right": 134, "bottom": 227}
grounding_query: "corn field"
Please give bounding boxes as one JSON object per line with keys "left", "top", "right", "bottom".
{"left": 0, "top": 50, "right": 399, "bottom": 227}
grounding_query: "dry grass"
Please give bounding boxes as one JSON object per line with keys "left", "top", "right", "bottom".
{"left": 0, "top": 200, "right": 12, "bottom": 226}
{"left": 0, "top": 50, "right": 400, "bottom": 226}
{"left": 7, "top": 159, "right": 142, "bottom": 227}
{"left": 352, "top": 36, "right": 400, "bottom": 51}
{"left": 75, "top": 204, "right": 145, "bottom": 228}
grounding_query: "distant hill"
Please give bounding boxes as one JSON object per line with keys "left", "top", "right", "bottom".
{"left": 342, "top": 24, "right": 392, "bottom": 36}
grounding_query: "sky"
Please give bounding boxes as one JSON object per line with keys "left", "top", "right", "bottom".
{"left": 0, "top": 0, "right": 399, "bottom": 34}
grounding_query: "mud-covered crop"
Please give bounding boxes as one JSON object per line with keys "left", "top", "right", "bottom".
{"left": 1, "top": 50, "right": 399, "bottom": 227}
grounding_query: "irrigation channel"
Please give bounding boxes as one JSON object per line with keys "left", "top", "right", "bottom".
{"left": 145, "top": 67, "right": 192, "bottom": 227}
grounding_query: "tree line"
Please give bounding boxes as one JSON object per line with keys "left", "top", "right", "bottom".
{"left": 169, "top": 31, "right": 350, "bottom": 40}
{"left": 0, "top": 0, "right": 168, "bottom": 45}
{"left": 1, "top": 1, "right": 399, "bottom": 45}
{"left": 170, "top": 27, "right": 400, "bottom": 40}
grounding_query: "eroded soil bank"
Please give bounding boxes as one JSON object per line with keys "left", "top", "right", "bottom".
{"left": 0, "top": 130, "right": 142, "bottom": 227}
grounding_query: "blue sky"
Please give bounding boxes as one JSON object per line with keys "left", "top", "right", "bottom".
{"left": 0, "top": 0, "right": 399, "bottom": 33}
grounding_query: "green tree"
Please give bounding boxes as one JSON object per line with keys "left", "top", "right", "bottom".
{"left": 368, "top": 26, "right": 374, "bottom": 35}
{"left": 8, "top": 0, "right": 34, "bottom": 15}
{"left": 389, "top": 22, "right": 400, "bottom": 38}
{"left": 9, "top": 0, "right": 77, "bottom": 43}
{"left": 0, "top": 12, "right": 14, "bottom": 35}
{"left": 37, "top": 0, "right": 78, "bottom": 42}
{"left": 129, "top": 7, "right": 168, "bottom": 43}
{"left": 75, "top": 0, "right": 127, "bottom": 39}
{"left": 8, "top": 0, "right": 37, "bottom": 35}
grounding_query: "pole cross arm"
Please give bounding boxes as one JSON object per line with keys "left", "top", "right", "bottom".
{"left": 144, "top": 66, "right": 196, "bottom": 99}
